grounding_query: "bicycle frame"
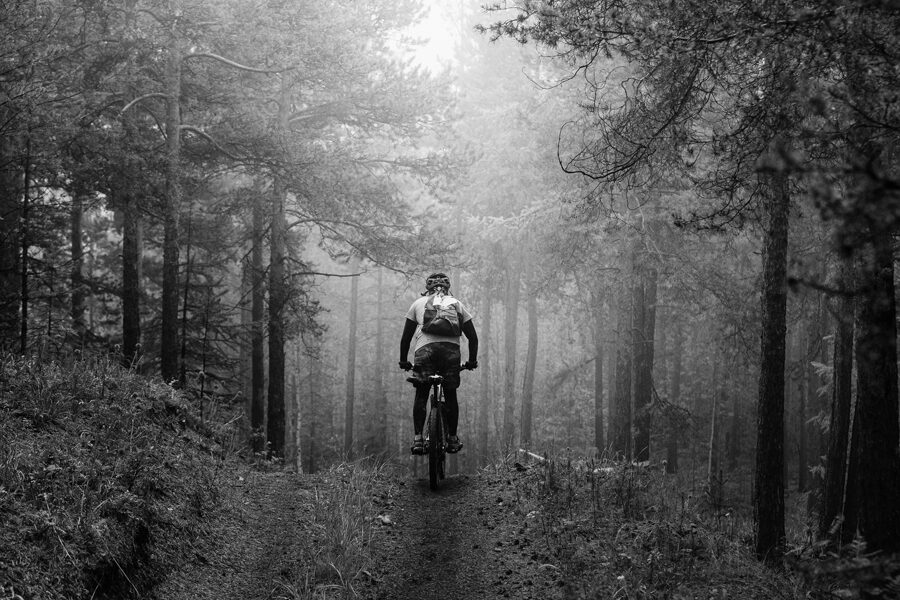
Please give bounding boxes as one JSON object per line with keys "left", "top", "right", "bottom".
{"left": 424, "top": 374, "right": 448, "bottom": 491}
{"left": 409, "top": 364, "right": 469, "bottom": 491}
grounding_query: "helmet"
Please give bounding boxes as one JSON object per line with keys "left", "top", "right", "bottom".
{"left": 425, "top": 273, "right": 451, "bottom": 293}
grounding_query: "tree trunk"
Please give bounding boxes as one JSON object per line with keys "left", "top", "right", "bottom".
{"left": 592, "top": 291, "right": 605, "bottom": 455}
{"left": 266, "top": 76, "right": 294, "bottom": 459}
{"left": 160, "top": 43, "right": 183, "bottom": 382}
{"left": 250, "top": 192, "right": 266, "bottom": 454}
{"left": 267, "top": 178, "right": 287, "bottom": 458}
{"left": 121, "top": 193, "right": 142, "bottom": 365}
{"left": 611, "top": 280, "right": 632, "bottom": 460}
{"left": 633, "top": 258, "right": 657, "bottom": 463}
{"left": 70, "top": 193, "right": 86, "bottom": 338}
{"left": 308, "top": 355, "right": 318, "bottom": 473}
{"left": 0, "top": 132, "right": 21, "bottom": 346}
{"left": 374, "top": 267, "right": 387, "bottom": 456}
{"left": 852, "top": 225, "right": 900, "bottom": 552}
{"left": 520, "top": 289, "right": 537, "bottom": 447}
{"left": 819, "top": 254, "right": 855, "bottom": 543}
{"left": 708, "top": 361, "right": 721, "bottom": 504}
{"left": 754, "top": 156, "right": 790, "bottom": 563}
{"left": 19, "top": 137, "right": 31, "bottom": 354}
{"left": 502, "top": 258, "right": 520, "bottom": 446}
{"left": 179, "top": 208, "right": 194, "bottom": 386}
{"left": 727, "top": 372, "right": 741, "bottom": 472}
{"left": 667, "top": 320, "right": 684, "bottom": 473}
{"left": 344, "top": 262, "right": 360, "bottom": 459}
{"left": 477, "top": 291, "right": 492, "bottom": 465}
{"left": 797, "top": 329, "right": 808, "bottom": 492}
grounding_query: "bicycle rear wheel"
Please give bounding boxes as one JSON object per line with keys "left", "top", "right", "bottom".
{"left": 428, "top": 399, "right": 444, "bottom": 491}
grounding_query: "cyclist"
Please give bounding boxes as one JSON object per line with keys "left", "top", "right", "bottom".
{"left": 399, "top": 273, "right": 478, "bottom": 455}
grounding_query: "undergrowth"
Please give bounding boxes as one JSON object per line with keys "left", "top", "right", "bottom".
{"left": 0, "top": 352, "right": 235, "bottom": 599}
{"left": 279, "top": 460, "right": 391, "bottom": 600}
{"left": 504, "top": 453, "right": 804, "bottom": 600}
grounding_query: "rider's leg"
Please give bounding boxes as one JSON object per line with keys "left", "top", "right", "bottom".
{"left": 444, "top": 386, "right": 459, "bottom": 436}
{"left": 413, "top": 383, "right": 429, "bottom": 435}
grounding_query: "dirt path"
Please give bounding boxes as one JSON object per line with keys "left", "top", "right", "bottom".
{"left": 153, "top": 463, "right": 561, "bottom": 600}
{"left": 361, "top": 467, "right": 562, "bottom": 600}
{"left": 152, "top": 469, "right": 320, "bottom": 600}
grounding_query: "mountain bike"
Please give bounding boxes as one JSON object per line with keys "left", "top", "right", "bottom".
{"left": 418, "top": 365, "right": 469, "bottom": 491}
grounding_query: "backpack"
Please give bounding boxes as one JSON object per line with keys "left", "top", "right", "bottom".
{"left": 421, "top": 295, "right": 462, "bottom": 336}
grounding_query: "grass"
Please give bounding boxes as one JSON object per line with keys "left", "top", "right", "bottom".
{"left": 278, "top": 459, "right": 392, "bottom": 600}
{"left": 0, "top": 352, "right": 234, "bottom": 600}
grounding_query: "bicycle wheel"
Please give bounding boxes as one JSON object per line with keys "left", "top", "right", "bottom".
{"left": 428, "top": 397, "right": 443, "bottom": 491}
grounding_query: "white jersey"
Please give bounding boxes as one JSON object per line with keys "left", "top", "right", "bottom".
{"left": 405, "top": 293, "right": 473, "bottom": 353}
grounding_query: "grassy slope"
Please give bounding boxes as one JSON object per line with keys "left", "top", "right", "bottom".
{"left": 0, "top": 354, "right": 234, "bottom": 600}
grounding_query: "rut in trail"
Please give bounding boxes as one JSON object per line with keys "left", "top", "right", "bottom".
{"left": 362, "top": 468, "right": 562, "bottom": 600}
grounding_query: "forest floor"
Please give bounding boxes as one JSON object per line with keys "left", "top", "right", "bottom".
{"left": 150, "top": 455, "right": 829, "bottom": 600}
{"left": 153, "top": 460, "right": 564, "bottom": 600}
{"left": 5, "top": 355, "right": 898, "bottom": 600}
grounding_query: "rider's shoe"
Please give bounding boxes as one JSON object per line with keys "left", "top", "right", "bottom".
{"left": 410, "top": 436, "right": 426, "bottom": 455}
{"left": 446, "top": 435, "right": 463, "bottom": 454}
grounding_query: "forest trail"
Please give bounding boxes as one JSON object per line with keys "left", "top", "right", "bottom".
{"left": 361, "top": 467, "right": 562, "bottom": 600}
{"left": 153, "top": 463, "right": 563, "bottom": 600}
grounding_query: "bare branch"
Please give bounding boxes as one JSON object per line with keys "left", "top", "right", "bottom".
{"left": 184, "top": 52, "right": 292, "bottom": 74}
{"left": 121, "top": 93, "right": 170, "bottom": 114}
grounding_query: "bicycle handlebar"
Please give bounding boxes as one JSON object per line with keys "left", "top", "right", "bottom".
{"left": 411, "top": 364, "right": 473, "bottom": 374}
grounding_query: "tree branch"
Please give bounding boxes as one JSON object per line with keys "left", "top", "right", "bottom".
{"left": 121, "top": 93, "right": 170, "bottom": 114}
{"left": 180, "top": 125, "right": 242, "bottom": 161}
{"left": 184, "top": 52, "right": 291, "bottom": 74}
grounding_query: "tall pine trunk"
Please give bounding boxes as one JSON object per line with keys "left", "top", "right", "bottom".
{"left": 667, "top": 320, "right": 684, "bottom": 473}
{"left": 841, "top": 24, "right": 900, "bottom": 554}
{"left": 0, "top": 132, "right": 21, "bottom": 345}
{"left": 633, "top": 258, "right": 657, "bottom": 463}
{"left": 266, "top": 77, "right": 292, "bottom": 458}
{"left": 819, "top": 254, "right": 855, "bottom": 543}
{"left": 250, "top": 192, "right": 266, "bottom": 453}
{"left": 178, "top": 209, "right": 194, "bottom": 386}
{"left": 374, "top": 268, "right": 387, "bottom": 456}
{"left": 520, "top": 290, "right": 537, "bottom": 447}
{"left": 121, "top": 193, "right": 142, "bottom": 365}
{"left": 160, "top": 42, "right": 182, "bottom": 382}
{"left": 592, "top": 290, "right": 605, "bottom": 455}
{"left": 70, "top": 193, "right": 86, "bottom": 338}
{"left": 708, "top": 361, "right": 721, "bottom": 504}
{"left": 267, "top": 179, "right": 287, "bottom": 458}
{"left": 610, "top": 280, "right": 632, "bottom": 460}
{"left": 345, "top": 262, "right": 360, "bottom": 458}
{"left": 19, "top": 137, "right": 31, "bottom": 353}
{"left": 502, "top": 259, "right": 520, "bottom": 446}
{"left": 754, "top": 152, "right": 790, "bottom": 563}
{"left": 477, "top": 291, "right": 492, "bottom": 465}
{"left": 852, "top": 225, "right": 900, "bottom": 552}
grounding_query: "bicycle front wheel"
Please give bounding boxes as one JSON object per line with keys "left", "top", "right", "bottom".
{"left": 428, "top": 399, "right": 444, "bottom": 491}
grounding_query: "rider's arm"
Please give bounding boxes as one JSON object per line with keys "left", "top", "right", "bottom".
{"left": 399, "top": 318, "right": 417, "bottom": 362}
{"left": 462, "top": 320, "right": 478, "bottom": 363}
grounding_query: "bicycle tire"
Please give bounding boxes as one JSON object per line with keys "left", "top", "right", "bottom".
{"left": 428, "top": 394, "right": 443, "bottom": 491}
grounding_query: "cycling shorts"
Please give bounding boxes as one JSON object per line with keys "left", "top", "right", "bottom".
{"left": 411, "top": 342, "right": 462, "bottom": 389}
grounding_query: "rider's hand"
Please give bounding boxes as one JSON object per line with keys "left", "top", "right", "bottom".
{"left": 464, "top": 360, "right": 478, "bottom": 370}
{"left": 399, "top": 360, "right": 413, "bottom": 371}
